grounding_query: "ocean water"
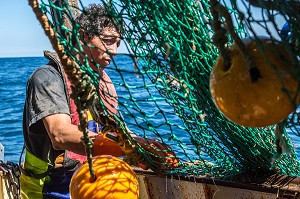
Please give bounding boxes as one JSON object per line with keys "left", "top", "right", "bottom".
{"left": 0, "top": 56, "right": 47, "bottom": 163}
{"left": 1, "top": 56, "right": 300, "bottom": 164}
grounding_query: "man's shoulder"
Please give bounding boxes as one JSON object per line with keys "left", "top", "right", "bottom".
{"left": 28, "top": 63, "right": 62, "bottom": 84}
{"left": 33, "top": 63, "right": 60, "bottom": 76}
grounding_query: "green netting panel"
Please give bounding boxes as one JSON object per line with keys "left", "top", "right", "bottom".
{"left": 32, "top": 0, "right": 300, "bottom": 179}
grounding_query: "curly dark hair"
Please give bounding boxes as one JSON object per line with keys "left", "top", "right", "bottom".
{"left": 76, "top": 4, "right": 121, "bottom": 39}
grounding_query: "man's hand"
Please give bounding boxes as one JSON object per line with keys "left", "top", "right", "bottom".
{"left": 99, "top": 128, "right": 178, "bottom": 172}
{"left": 93, "top": 133, "right": 126, "bottom": 157}
{"left": 133, "top": 137, "right": 179, "bottom": 171}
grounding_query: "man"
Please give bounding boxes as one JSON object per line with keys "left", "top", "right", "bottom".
{"left": 20, "top": 4, "right": 177, "bottom": 199}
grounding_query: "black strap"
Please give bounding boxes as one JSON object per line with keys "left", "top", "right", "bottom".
{"left": 19, "top": 144, "right": 25, "bottom": 166}
{"left": 19, "top": 166, "right": 49, "bottom": 180}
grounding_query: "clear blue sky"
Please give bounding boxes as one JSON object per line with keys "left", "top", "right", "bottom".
{"left": 0, "top": 1, "right": 128, "bottom": 58}
{"left": 0, "top": 1, "right": 52, "bottom": 57}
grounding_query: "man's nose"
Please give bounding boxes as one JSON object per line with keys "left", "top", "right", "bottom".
{"left": 107, "top": 45, "right": 118, "bottom": 56}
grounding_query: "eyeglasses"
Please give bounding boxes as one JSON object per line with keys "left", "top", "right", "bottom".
{"left": 101, "top": 36, "right": 121, "bottom": 47}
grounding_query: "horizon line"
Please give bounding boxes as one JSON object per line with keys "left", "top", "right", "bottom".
{"left": 0, "top": 53, "right": 133, "bottom": 59}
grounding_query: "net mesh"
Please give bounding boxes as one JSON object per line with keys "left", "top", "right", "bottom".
{"left": 30, "top": 0, "right": 300, "bottom": 179}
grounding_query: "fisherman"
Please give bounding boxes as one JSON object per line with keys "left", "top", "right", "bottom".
{"left": 20, "top": 4, "right": 177, "bottom": 199}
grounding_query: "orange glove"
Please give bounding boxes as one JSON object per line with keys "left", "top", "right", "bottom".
{"left": 133, "top": 137, "right": 179, "bottom": 171}
{"left": 93, "top": 133, "right": 126, "bottom": 157}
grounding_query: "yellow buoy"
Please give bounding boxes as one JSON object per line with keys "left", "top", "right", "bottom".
{"left": 70, "top": 155, "right": 139, "bottom": 199}
{"left": 210, "top": 38, "right": 299, "bottom": 127}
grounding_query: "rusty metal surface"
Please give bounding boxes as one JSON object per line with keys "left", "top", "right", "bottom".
{"left": 134, "top": 168, "right": 300, "bottom": 199}
{"left": 136, "top": 174, "right": 277, "bottom": 199}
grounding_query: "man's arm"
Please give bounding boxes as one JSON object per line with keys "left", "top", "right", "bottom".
{"left": 43, "top": 113, "right": 125, "bottom": 156}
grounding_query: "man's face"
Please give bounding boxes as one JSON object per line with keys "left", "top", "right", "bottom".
{"left": 83, "top": 27, "right": 121, "bottom": 72}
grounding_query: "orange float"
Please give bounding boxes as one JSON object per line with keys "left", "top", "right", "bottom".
{"left": 70, "top": 155, "right": 139, "bottom": 199}
{"left": 210, "top": 38, "right": 299, "bottom": 127}
{"left": 93, "top": 133, "right": 125, "bottom": 157}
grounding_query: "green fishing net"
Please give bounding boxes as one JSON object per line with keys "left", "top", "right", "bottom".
{"left": 30, "top": 0, "right": 300, "bottom": 179}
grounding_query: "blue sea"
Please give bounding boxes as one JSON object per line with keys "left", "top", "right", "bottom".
{"left": 1, "top": 56, "right": 300, "bottom": 164}
{"left": 0, "top": 56, "right": 131, "bottom": 162}
{"left": 0, "top": 56, "right": 47, "bottom": 163}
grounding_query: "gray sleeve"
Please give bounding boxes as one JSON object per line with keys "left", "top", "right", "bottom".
{"left": 26, "top": 66, "right": 70, "bottom": 126}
